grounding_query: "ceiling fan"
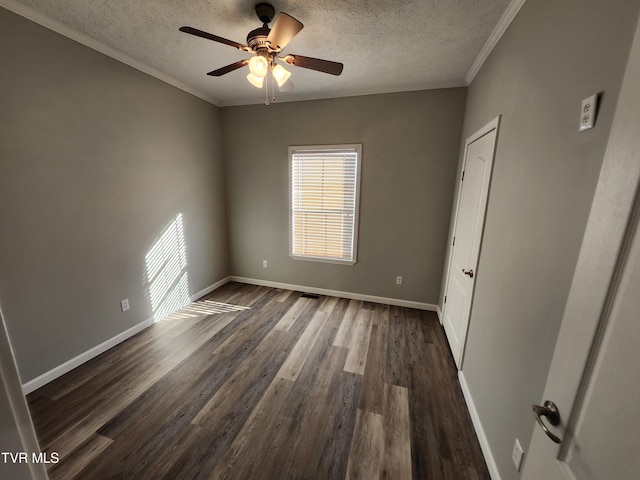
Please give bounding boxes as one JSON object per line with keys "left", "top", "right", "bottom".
{"left": 179, "top": 2, "right": 343, "bottom": 99}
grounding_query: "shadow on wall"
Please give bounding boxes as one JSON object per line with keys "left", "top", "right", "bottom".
{"left": 144, "top": 213, "right": 190, "bottom": 321}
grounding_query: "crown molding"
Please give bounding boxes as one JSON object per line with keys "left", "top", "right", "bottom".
{"left": 218, "top": 79, "right": 468, "bottom": 107}
{"left": 465, "top": 0, "right": 527, "bottom": 84}
{"left": 3, "top": 0, "right": 526, "bottom": 106}
{"left": 0, "top": 0, "right": 220, "bottom": 106}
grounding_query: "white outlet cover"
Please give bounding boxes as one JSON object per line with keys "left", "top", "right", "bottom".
{"left": 512, "top": 438, "right": 524, "bottom": 471}
{"left": 580, "top": 94, "right": 598, "bottom": 131}
{"left": 120, "top": 299, "right": 130, "bottom": 312}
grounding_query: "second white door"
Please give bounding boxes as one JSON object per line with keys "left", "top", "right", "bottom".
{"left": 442, "top": 118, "right": 498, "bottom": 368}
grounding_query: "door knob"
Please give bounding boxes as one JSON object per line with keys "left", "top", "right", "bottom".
{"left": 462, "top": 268, "right": 474, "bottom": 278}
{"left": 532, "top": 400, "right": 561, "bottom": 444}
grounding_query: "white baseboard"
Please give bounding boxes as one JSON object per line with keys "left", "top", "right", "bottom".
{"left": 22, "top": 278, "right": 230, "bottom": 395}
{"left": 458, "top": 371, "right": 502, "bottom": 480}
{"left": 230, "top": 276, "right": 437, "bottom": 311}
{"left": 22, "top": 315, "right": 154, "bottom": 395}
{"left": 21, "top": 275, "right": 431, "bottom": 394}
{"left": 190, "top": 276, "right": 231, "bottom": 301}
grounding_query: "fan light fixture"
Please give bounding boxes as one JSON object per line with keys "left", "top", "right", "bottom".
{"left": 246, "top": 72, "right": 264, "bottom": 88}
{"left": 246, "top": 54, "right": 291, "bottom": 90}
{"left": 248, "top": 55, "right": 269, "bottom": 78}
{"left": 271, "top": 64, "right": 291, "bottom": 87}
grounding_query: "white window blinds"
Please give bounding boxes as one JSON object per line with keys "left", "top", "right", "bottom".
{"left": 289, "top": 145, "right": 362, "bottom": 264}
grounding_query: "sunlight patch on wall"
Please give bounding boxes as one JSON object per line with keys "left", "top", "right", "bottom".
{"left": 145, "top": 213, "right": 190, "bottom": 321}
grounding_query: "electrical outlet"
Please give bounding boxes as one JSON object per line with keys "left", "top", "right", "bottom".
{"left": 263, "top": 260, "right": 268, "bottom": 268}
{"left": 512, "top": 439, "right": 524, "bottom": 472}
{"left": 579, "top": 93, "right": 598, "bottom": 131}
{"left": 396, "top": 276, "right": 403, "bottom": 285}
{"left": 120, "top": 299, "right": 130, "bottom": 312}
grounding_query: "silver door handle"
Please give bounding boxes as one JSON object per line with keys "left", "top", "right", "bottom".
{"left": 462, "top": 269, "right": 474, "bottom": 278}
{"left": 532, "top": 400, "right": 561, "bottom": 444}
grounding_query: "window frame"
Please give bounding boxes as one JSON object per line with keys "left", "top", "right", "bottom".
{"left": 288, "top": 144, "right": 362, "bottom": 265}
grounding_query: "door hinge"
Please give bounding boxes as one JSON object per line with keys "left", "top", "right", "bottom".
{"left": 453, "top": 236, "right": 456, "bottom": 246}
{"left": 444, "top": 295, "right": 447, "bottom": 303}
{"left": 461, "top": 170, "right": 465, "bottom": 181}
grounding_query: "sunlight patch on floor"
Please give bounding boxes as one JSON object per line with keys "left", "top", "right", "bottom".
{"left": 157, "top": 299, "right": 251, "bottom": 322}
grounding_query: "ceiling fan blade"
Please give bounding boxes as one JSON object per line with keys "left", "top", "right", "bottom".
{"left": 179, "top": 26, "right": 246, "bottom": 50}
{"left": 266, "top": 13, "right": 303, "bottom": 50}
{"left": 207, "top": 59, "right": 250, "bottom": 76}
{"left": 282, "top": 54, "right": 343, "bottom": 76}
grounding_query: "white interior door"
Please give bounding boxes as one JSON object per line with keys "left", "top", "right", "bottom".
{"left": 442, "top": 117, "right": 499, "bottom": 368}
{"left": 522, "top": 15, "right": 640, "bottom": 479}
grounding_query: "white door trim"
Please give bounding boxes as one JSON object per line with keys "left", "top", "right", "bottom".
{"left": 466, "top": 115, "right": 502, "bottom": 145}
{"left": 0, "top": 308, "right": 48, "bottom": 479}
{"left": 442, "top": 115, "right": 501, "bottom": 368}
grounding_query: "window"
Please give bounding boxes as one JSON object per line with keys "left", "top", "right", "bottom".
{"left": 289, "top": 144, "right": 362, "bottom": 264}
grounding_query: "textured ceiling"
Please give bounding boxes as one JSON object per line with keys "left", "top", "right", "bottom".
{"left": 2, "top": 0, "right": 517, "bottom": 106}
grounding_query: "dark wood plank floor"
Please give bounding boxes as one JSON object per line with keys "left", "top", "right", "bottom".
{"left": 27, "top": 282, "right": 490, "bottom": 480}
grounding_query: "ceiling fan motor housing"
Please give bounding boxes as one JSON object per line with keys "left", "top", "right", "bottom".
{"left": 247, "top": 26, "right": 270, "bottom": 51}
{"left": 254, "top": 3, "right": 276, "bottom": 24}
{"left": 248, "top": 3, "right": 276, "bottom": 51}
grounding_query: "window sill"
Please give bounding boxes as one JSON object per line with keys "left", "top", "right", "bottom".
{"left": 290, "top": 255, "right": 356, "bottom": 266}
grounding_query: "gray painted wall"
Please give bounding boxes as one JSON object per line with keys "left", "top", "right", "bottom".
{"left": 221, "top": 89, "right": 466, "bottom": 304}
{"left": 0, "top": 8, "right": 230, "bottom": 382}
{"left": 446, "top": 0, "right": 640, "bottom": 478}
{"left": 6, "top": 3, "right": 637, "bottom": 478}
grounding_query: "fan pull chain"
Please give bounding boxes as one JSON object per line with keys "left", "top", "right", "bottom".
{"left": 264, "top": 73, "right": 269, "bottom": 106}
{"left": 272, "top": 72, "right": 276, "bottom": 103}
